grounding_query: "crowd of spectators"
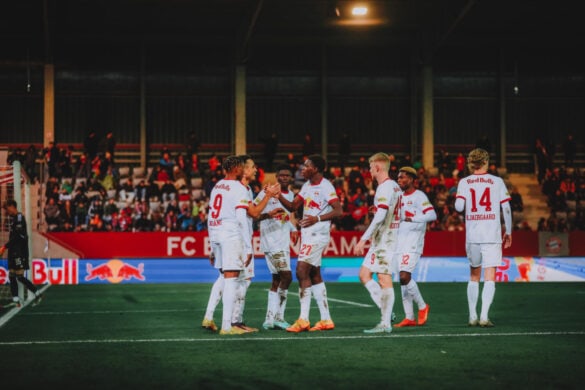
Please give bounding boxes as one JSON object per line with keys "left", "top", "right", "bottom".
{"left": 5, "top": 133, "right": 583, "bottom": 234}
{"left": 34, "top": 145, "right": 519, "bottom": 235}
{"left": 538, "top": 166, "right": 585, "bottom": 232}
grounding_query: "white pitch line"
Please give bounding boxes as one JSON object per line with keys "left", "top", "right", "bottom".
{"left": 1, "top": 331, "right": 583, "bottom": 346}
{"left": 279, "top": 289, "right": 374, "bottom": 308}
{"left": 0, "top": 284, "right": 51, "bottom": 329}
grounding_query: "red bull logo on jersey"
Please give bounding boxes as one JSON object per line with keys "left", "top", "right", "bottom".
{"left": 85, "top": 259, "right": 145, "bottom": 283}
{"left": 466, "top": 177, "right": 494, "bottom": 185}
{"left": 305, "top": 197, "right": 321, "bottom": 210}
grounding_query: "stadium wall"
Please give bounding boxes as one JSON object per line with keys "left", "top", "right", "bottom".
{"left": 43, "top": 231, "right": 585, "bottom": 258}
{"left": 3, "top": 231, "right": 584, "bottom": 285}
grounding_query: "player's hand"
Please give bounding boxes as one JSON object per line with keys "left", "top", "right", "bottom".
{"left": 354, "top": 240, "right": 367, "bottom": 256}
{"left": 269, "top": 208, "right": 285, "bottom": 219}
{"left": 244, "top": 253, "right": 253, "bottom": 267}
{"left": 299, "top": 215, "right": 318, "bottom": 228}
{"left": 265, "top": 183, "right": 281, "bottom": 198}
{"left": 209, "top": 251, "right": 215, "bottom": 266}
{"left": 503, "top": 234, "right": 512, "bottom": 249}
{"left": 291, "top": 231, "right": 300, "bottom": 245}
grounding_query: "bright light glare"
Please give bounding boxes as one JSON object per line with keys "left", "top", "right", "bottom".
{"left": 351, "top": 6, "right": 368, "bottom": 16}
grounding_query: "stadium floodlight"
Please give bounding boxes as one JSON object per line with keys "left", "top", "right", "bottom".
{"left": 351, "top": 6, "right": 368, "bottom": 16}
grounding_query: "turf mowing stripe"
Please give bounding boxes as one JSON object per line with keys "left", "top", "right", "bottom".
{"left": 1, "top": 331, "right": 584, "bottom": 346}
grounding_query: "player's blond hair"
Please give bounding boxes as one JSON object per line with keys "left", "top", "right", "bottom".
{"left": 369, "top": 152, "right": 390, "bottom": 170}
{"left": 467, "top": 148, "right": 489, "bottom": 172}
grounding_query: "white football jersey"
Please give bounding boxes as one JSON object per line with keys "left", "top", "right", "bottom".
{"left": 455, "top": 173, "right": 511, "bottom": 243}
{"left": 298, "top": 177, "right": 338, "bottom": 235}
{"left": 362, "top": 178, "right": 402, "bottom": 248}
{"left": 256, "top": 189, "right": 295, "bottom": 253}
{"left": 207, "top": 178, "right": 250, "bottom": 242}
{"left": 397, "top": 189, "right": 437, "bottom": 253}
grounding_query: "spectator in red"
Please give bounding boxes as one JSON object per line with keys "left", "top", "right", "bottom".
{"left": 455, "top": 153, "right": 466, "bottom": 174}
{"left": 188, "top": 152, "right": 201, "bottom": 178}
{"left": 208, "top": 153, "right": 220, "bottom": 174}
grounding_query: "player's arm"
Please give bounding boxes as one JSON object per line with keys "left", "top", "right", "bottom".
{"left": 354, "top": 204, "right": 389, "bottom": 255}
{"left": 501, "top": 200, "right": 513, "bottom": 248}
{"left": 300, "top": 199, "right": 342, "bottom": 228}
{"left": 249, "top": 183, "right": 281, "bottom": 218}
{"left": 278, "top": 193, "right": 303, "bottom": 212}
{"left": 454, "top": 196, "right": 465, "bottom": 212}
{"left": 411, "top": 203, "right": 437, "bottom": 223}
{"left": 236, "top": 207, "right": 253, "bottom": 262}
{"left": 3, "top": 216, "right": 27, "bottom": 250}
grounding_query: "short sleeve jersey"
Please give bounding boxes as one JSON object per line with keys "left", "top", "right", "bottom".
{"left": 398, "top": 189, "right": 435, "bottom": 253}
{"left": 207, "top": 178, "right": 250, "bottom": 242}
{"left": 298, "top": 177, "right": 338, "bottom": 235}
{"left": 366, "top": 179, "right": 401, "bottom": 248}
{"left": 455, "top": 173, "right": 511, "bottom": 243}
{"left": 255, "top": 189, "right": 295, "bottom": 252}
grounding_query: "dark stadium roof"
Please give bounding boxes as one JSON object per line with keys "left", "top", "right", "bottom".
{"left": 1, "top": 0, "right": 583, "bottom": 67}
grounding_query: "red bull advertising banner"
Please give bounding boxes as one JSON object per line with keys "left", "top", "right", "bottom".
{"left": 1, "top": 256, "right": 584, "bottom": 285}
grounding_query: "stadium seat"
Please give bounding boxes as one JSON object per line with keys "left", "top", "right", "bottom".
{"left": 118, "top": 166, "right": 131, "bottom": 178}
{"left": 191, "top": 177, "right": 203, "bottom": 189}
{"left": 133, "top": 167, "right": 145, "bottom": 178}
{"left": 191, "top": 189, "right": 205, "bottom": 200}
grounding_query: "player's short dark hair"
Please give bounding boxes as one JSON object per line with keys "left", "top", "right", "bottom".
{"left": 275, "top": 163, "right": 293, "bottom": 175}
{"left": 237, "top": 154, "right": 252, "bottom": 165}
{"left": 222, "top": 155, "right": 242, "bottom": 172}
{"left": 307, "top": 154, "right": 326, "bottom": 173}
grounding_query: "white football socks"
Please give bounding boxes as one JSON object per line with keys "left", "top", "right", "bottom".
{"left": 480, "top": 281, "right": 495, "bottom": 322}
{"left": 467, "top": 281, "right": 479, "bottom": 321}
{"left": 312, "top": 282, "right": 331, "bottom": 321}
{"left": 365, "top": 279, "right": 382, "bottom": 308}
{"left": 205, "top": 274, "right": 224, "bottom": 319}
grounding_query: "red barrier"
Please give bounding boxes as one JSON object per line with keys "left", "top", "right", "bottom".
{"left": 46, "top": 231, "right": 585, "bottom": 259}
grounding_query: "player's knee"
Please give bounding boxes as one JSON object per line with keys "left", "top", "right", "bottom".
{"left": 399, "top": 272, "right": 411, "bottom": 285}
{"left": 280, "top": 271, "right": 292, "bottom": 285}
{"left": 358, "top": 267, "right": 371, "bottom": 284}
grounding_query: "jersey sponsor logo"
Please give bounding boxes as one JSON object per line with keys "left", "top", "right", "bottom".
{"left": 214, "top": 183, "right": 232, "bottom": 191}
{"left": 466, "top": 177, "right": 494, "bottom": 185}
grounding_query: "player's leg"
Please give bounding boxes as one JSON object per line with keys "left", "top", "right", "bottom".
{"left": 359, "top": 249, "right": 381, "bottom": 307}
{"left": 274, "top": 270, "right": 292, "bottom": 329}
{"left": 286, "top": 261, "right": 312, "bottom": 332}
{"left": 466, "top": 243, "right": 482, "bottom": 326}
{"left": 479, "top": 267, "right": 496, "bottom": 327}
{"left": 220, "top": 272, "right": 244, "bottom": 334}
{"left": 395, "top": 270, "right": 417, "bottom": 327}
{"left": 203, "top": 272, "right": 224, "bottom": 331}
{"left": 478, "top": 244, "right": 501, "bottom": 327}
{"left": 378, "top": 273, "right": 394, "bottom": 328}
{"left": 8, "top": 271, "right": 21, "bottom": 306}
{"left": 364, "top": 273, "right": 393, "bottom": 333}
{"left": 263, "top": 269, "right": 280, "bottom": 329}
{"left": 309, "top": 266, "right": 334, "bottom": 331}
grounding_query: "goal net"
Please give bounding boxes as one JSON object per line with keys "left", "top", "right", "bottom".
{"left": 1, "top": 160, "right": 33, "bottom": 305}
